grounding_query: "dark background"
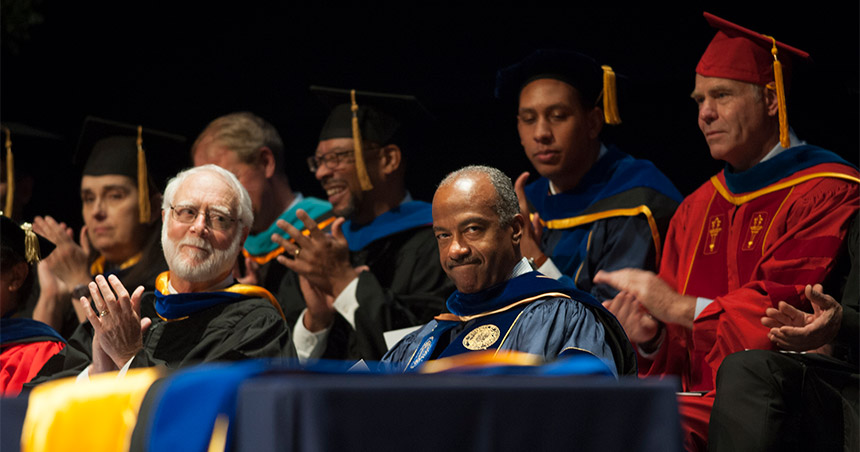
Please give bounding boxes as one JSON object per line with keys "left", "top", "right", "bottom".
{"left": 2, "top": 3, "right": 857, "bottom": 231}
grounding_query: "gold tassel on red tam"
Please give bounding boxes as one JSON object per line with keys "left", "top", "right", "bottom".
{"left": 765, "top": 36, "right": 790, "bottom": 148}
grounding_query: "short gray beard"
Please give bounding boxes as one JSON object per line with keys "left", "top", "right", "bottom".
{"left": 161, "top": 219, "right": 244, "bottom": 283}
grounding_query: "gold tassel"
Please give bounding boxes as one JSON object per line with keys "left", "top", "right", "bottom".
{"left": 766, "top": 36, "right": 790, "bottom": 148}
{"left": 136, "top": 126, "right": 151, "bottom": 223}
{"left": 21, "top": 222, "right": 40, "bottom": 264}
{"left": 601, "top": 65, "right": 622, "bottom": 125}
{"left": 350, "top": 90, "right": 374, "bottom": 191}
{"left": 3, "top": 126, "right": 14, "bottom": 218}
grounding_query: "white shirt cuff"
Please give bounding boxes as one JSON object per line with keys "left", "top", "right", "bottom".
{"left": 538, "top": 258, "right": 563, "bottom": 280}
{"left": 76, "top": 354, "right": 136, "bottom": 381}
{"left": 76, "top": 365, "right": 91, "bottom": 382}
{"left": 694, "top": 297, "right": 714, "bottom": 319}
{"left": 332, "top": 276, "right": 360, "bottom": 328}
{"left": 293, "top": 309, "right": 331, "bottom": 362}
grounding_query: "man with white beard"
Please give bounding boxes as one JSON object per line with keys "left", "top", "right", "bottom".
{"left": 29, "top": 165, "right": 295, "bottom": 382}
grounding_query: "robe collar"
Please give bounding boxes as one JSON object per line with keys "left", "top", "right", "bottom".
{"left": 341, "top": 199, "right": 432, "bottom": 252}
{"left": 154, "top": 271, "right": 282, "bottom": 321}
{"left": 0, "top": 318, "right": 66, "bottom": 345}
{"left": 722, "top": 144, "right": 856, "bottom": 194}
{"left": 444, "top": 268, "right": 603, "bottom": 320}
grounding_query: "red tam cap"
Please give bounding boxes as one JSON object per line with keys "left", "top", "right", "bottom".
{"left": 696, "top": 12, "right": 810, "bottom": 86}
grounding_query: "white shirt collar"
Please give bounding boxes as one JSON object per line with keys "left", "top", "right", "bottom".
{"left": 509, "top": 257, "right": 533, "bottom": 279}
{"left": 759, "top": 129, "right": 805, "bottom": 164}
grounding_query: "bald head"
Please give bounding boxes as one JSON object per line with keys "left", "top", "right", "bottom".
{"left": 432, "top": 166, "right": 524, "bottom": 293}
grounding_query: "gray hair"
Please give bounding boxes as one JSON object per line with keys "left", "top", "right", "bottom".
{"left": 438, "top": 165, "right": 519, "bottom": 228}
{"left": 192, "top": 112, "right": 285, "bottom": 172}
{"left": 162, "top": 164, "right": 254, "bottom": 228}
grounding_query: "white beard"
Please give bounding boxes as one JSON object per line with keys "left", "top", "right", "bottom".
{"left": 161, "top": 221, "right": 243, "bottom": 283}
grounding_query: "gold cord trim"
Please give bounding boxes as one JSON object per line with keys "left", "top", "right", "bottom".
{"left": 710, "top": 172, "right": 860, "bottom": 206}
{"left": 541, "top": 205, "right": 663, "bottom": 268}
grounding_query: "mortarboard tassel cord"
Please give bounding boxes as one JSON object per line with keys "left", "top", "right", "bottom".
{"left": 350, "top": 90, "right": 374, "bottom": 191}
{"left": 765, "top": 36, "right": 790, "bottom": 148}
{"left": 136, "top": 125, "right": 151, "bottom": 223}
{"left": 3, "top": 126, "right": 13, "bottom": 218}
{"left": 601, "top": 65, "right": 622, "bottom": 125}
{"left": 21, "top": 222, "right": 41, "bottom": 264}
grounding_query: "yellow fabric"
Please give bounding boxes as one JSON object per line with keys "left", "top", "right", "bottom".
{"left": 601, "top": 65, "right": 622, "bottom": 125}
{"left": 136, "top": 125, "right": 151, "bottom": 224}
{"left": 420, "top": 350, "right": 543, "bottom": 374}
{"left": 4, "top": 125, "right": 14, "bottom": 218}
{"left": 350, "top": 89, "right": 374, "bottom": 191}
{"left": 207, "top": 414, "right": 230, "bottom": 452}
{"left": 89, "top": 252, "right": 143, "bottom": 277}
{"left": 154, "top": 271, "right": 286, "bottom": 320}
{"left": 709, "top": 172, "right": 860, "bottom": 206}
{"left": 21, "top": 367, "right": 163, "bottom": 452}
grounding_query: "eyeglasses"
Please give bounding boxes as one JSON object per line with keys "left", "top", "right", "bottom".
{"left": 306, "top": 149, "right": 354, "bottom": 173}
{"left": 169, "top": 205, "right": 239, "bottom": 231}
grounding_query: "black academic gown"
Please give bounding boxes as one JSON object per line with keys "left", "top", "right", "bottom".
{"left": 322, "top": 225, "right": 455, "bottom": 360}
{"left": 28, "top": 290, "right": 295, "bottom": 385}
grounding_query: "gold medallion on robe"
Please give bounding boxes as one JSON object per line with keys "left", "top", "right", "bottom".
{"left": 462, "top": 325, "right": 501, "bottom": 351}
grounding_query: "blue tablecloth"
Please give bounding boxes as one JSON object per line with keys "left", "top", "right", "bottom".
{"left": 235, "top": 374, "right": 682, "bottom": 452}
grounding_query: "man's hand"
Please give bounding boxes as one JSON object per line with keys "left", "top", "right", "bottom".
{"left": 79, "top": 274, "right": 152, "bottom": 371}
{"left": 90, "top": 331, "right": 119, "bottom": 374}
{"left": 514, "top": 172, "right": 547, "bottom": 265}
{"left": 594, "top": 268, "right": 695, "bottom": 328}
{"left": 299, "top": 275, "right": 336, "bottom": 332}
{"left": 33, "top": 216, "right": 92, "bottom": 288}
{"left": 602, "top": 290, "right": 661, "bottom": 347}
{"left": 762, "top": 284, "right": 842, "bottom": 353}
{"left": 273, "top": 210, "right": 358, "bottom": 298}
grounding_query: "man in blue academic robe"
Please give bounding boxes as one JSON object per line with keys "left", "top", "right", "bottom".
{"left": 381, "top": 165, "right": 635, "bottom": 375}
{"left": 495, "top": 49, "right": 683, "bottom": 301}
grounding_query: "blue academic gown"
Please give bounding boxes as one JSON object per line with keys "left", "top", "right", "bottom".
{"left": 525, "top": 145, "right": 682, "bottom": 301}
{"left": 382, "top": 271, "right": 636, "bottom": 376}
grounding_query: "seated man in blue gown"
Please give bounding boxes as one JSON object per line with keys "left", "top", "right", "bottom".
{"left": 382, "top": 165, "right": 635, "bottom": 375}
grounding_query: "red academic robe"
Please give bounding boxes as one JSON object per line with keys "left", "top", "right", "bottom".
{"left": 640, "top": 157, "right": 859, "bottom": 450}
{"left": 1, "top": 341, "right": 65, "bottom": 396}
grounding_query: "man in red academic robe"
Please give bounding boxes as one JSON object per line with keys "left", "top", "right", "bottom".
{"left": 593, "top": 12, "right": 860, "bottom": 451}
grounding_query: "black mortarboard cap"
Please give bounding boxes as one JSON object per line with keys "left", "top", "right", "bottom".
{"left": 312, "top": 86, "right": 433, "bottom": 145}
{"left": 495, "top": 49, "right": 604, "bottom": 105}
{"left": 312, "top": 86, "right": 433, "bottom": 191}
{"left": 75, "top": 116, "right": 187, "bottom": 222}
{"left": 1, "top": 215, "right": 55, "bottom": 264}
{"left": 1, "top": 123, "right": 64, "bottom": 219}
{"left": 495, "top": 49, "right": 623, "bottom": 124}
